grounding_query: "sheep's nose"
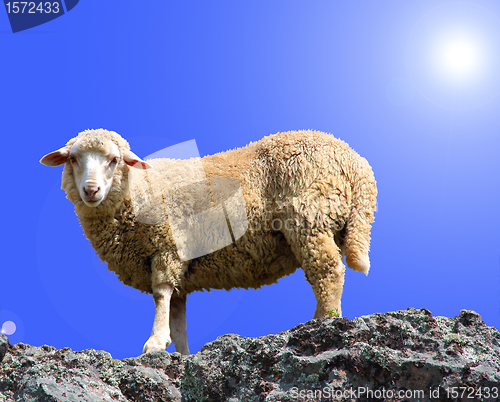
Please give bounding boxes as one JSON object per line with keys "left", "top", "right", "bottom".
{"left": 84, "top": 186, "right": 100, "bottom": 199}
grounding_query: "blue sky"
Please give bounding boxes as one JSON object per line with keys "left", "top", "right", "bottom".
{"left": 1, "top": 1, "right": 499, "bottom": 359}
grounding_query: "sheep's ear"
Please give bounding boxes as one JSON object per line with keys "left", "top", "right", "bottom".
{"left": 123, "top": 149, "right": 153, "bottom": 170}
{"left": 40, "top": 147, "right": 69, "bottom": 167}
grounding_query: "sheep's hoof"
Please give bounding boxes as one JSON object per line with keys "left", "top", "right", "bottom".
{"left": 142, "top": 336, "right": 170, "bottom": 354}
{"left": 143, "top": 344, "right": 164, "bottom": 354}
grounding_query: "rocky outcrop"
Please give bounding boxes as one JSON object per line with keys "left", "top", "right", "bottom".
{"left": 1, "top": 308, "right": 499, "bottom": 401}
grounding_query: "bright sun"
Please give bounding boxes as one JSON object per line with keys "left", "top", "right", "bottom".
{"left": 436, "top": 33, "right": 484, "bottom": 82}
{"left": 406, "top": 2, "right": 500, "bottom": 109}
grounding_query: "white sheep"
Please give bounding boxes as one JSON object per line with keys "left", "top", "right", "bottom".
{"left": 40, "top": 129, "right": 377, "bottom": 355}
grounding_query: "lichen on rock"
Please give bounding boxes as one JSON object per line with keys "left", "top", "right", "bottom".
{"left": 0, "top": 309, "right": 499, "bottom": 401}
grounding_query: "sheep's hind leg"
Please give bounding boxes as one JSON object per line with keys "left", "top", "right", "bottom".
{"left": 289, "top": 231, "right": 346, "bottom": 319}
{"left": 170, "top": 296, "right": 190, "bottom": 355}
{"left": 143, "top": 283, "right": 173, "bottom": 354}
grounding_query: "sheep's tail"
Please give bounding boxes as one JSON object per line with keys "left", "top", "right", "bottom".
{"left": 343, "top": 156, "right": 377, "bottom": 276}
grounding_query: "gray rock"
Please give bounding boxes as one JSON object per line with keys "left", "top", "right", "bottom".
{"left": 1, "top": 309, "right": 499, "bottom": 401}
{"left": 0, "top": 335, "right": 8, "bottom": 363}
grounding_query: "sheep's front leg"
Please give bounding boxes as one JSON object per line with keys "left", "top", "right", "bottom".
{"left": 143, "top": 283, "right": 173, "bottom": 354}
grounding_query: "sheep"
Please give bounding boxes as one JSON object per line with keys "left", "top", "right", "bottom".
{"left": 40, "top": 128, "right": 377, "bottom": 355}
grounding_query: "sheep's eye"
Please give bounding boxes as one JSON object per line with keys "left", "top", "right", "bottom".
{"left": 69, "top": 156, "right": 77, "bottom": 164}
{"left": 109, "top": 157, "right": 118, "bottom": 166}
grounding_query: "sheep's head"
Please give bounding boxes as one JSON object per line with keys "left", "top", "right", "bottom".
{"left": 40, "top": 129, "right": 152, "bottom": 208}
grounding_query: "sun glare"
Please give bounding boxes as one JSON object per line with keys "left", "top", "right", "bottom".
{"left": 1, "top": 320, "right": 16, "bottom": 336}
{"left": 436, "top": 33, "right": 484, "bottom": 82}
{"left": 407, "top": 2, "right": 500, "bottom": 109}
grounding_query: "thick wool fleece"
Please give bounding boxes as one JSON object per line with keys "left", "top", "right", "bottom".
{"left": 61, "top": 129, "right": 377, "bottom": 317}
